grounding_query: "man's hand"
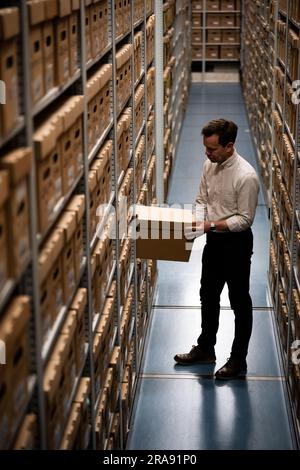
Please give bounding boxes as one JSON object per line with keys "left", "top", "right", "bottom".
{"left": 184, "top": 220, "right": 205, "bottom": 240}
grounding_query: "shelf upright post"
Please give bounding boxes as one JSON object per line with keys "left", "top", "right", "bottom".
{"left": 20, "top": 0, "right": 47, "bottom": 449}
{"left": 79, "top": 0, "right": 97, "bottom": 450}
{"left": 154, "top": 0, "right": 164, "bottom": 203}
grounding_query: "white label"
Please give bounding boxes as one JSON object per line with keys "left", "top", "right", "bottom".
{"left": 68, "top": 166, "right": 75, "bottom": 187}
{"left": 16, "top": 182, "right": 26, "bottom": 205}
{"left": 54, "top": 177, "right": 62, "bottom": 197}
{"left": 63, "top": 58, "right": 69, "bottom": 79}
{"left": 68, "top": 269, "right": 76, "bottom": 291}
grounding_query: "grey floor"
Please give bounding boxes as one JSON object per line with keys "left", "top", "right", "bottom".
{"left": 127, "top": 83, "right": 296, "bottom": 450}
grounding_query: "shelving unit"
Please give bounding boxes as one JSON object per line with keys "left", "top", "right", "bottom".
{"left": 0, "top": 0, "right": 172, "bottom": 450}
{"left": 191, "top": 0, "right": 241, "bottom": 75}
{"left": 162, "top": 0, "right": 191, "bottom": 200}
{"left": 241, "top": 0, "right": 300, "bottom": 446}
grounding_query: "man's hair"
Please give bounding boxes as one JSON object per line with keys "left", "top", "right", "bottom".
{"left": 202, "top": 119, "right": 238, "bottom": 146}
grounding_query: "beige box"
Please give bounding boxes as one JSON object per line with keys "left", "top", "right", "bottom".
{"left": 73, "top": 378, "right": 90, "bottom": 449}
{"left": 57, "top": 211, "right": 77, "bottom": 304}
{"left": 27, "top": 1, "right": 45, "bottom": 26}
{"left": 207, "top": 29, "right": 221, "bottom": 43}
{"left": 222, "top": 29, "right": 239, "bottom": 43}
{"left": 57, "top": 0, "right": 72, "bottom": 17}
{"left": 0, "top": 148, "right": 32, "bottom": 278}
{"left": 0, "top": 296, "right": 30, "bottom": 446}
{"left": 44, "top": 0, "right": 58, "bottom": 19}
{"left": 221, "top": 13, "right": 235, "bottom": 26}
{"left": 0, "top": 8, "right": 19, "bottom": 40}
{"left": 55, "top": 17, "right": 70, "bottom": 85}
{"left": 135, "top": 205, "right": 194, "bottom": 262}
{"left": 206, "top": 45, "right": 219, "bottom": 59}
{"left": 60, "top": 402, "right": 81, "bottom": 449}
{"left": 43, "top": 21, "right": 56, "bottom": 93}
{"left": 207, "top": 0, "right": 220, "bottom": 10}
{"left": 220, "top": 45, "right": 239, "bottom": 59}
{"left": 69, "top": 12, "right": 79, "bottom": 76}
{"left": 0, "top": 171, "right": 9, "bottom": 291}
{"left": 65, "top": 194, "right": 85, "bottom": 281}
{"left": 29, "top": 25, "right": 44, "bottom": 104}
{"left": 207, "top": 13, "right": 221, "bottom": 27}
{"left": 221, "top": 0, "right": 236, "bottom": 9}
{"left": 13, "top": 414, "right": 37, "bottom": 450}
{"left": 85, "top": 6, "right": 92, "bottom": 62}
{"left": 0, "top": 39, "right": 20, "bottom": 137}
{"left": 70, "top": 288, "right": 87, "bottom": 374}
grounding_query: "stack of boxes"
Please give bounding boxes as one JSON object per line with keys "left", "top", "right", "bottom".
{"left": 0, "top": 296, "right": 31, "bottom": 450}
{"left": 191, "top": 0, "right": 241, "bottom": 62}
{"left": 0, "top": 7, "right": 20, "bottom": 140}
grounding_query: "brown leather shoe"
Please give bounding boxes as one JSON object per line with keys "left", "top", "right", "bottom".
{"left": 215, "top": 357, "right": 247, "bottom": 380}
{"left": 174, "top": 345, "right": 216, "bottom": 365}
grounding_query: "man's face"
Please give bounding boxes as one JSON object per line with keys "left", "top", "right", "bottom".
{"left": 203, "top": 134, "right": 234, "bottom": 164}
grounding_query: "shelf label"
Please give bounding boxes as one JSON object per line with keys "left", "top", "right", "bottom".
{"left": 0, "top": 80, "right": 5, "bottom": 104}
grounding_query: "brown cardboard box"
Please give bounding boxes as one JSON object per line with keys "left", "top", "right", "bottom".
{"left": 60, "top": 402, "right": 81, "bottom": 449}
{"left": 57, "top": 0, "right": 72, "bottom": 17}
{"left": 13, "top": 414, "right": 37, "bottom": 449}
{"left": 0, "top": 171, "right": 9, "bottom": 291}
{"left": 85, "top": 6, "right": 92, "bottom": 62}
{"left": 207, "top": 13, "right": 221, "bottom": 27}
{"left": 0, "top": 296, "right": 30, "bottom": 447}
{"left": 27, "top": 1, "right": 45, "bottom": 25}
{"left": 206, "top": 45, "right": 219, "bottom": 59}
{"left": 0, "top": 8, "right": 19, "bottom": 40}
{"left": 70, "top": 288, "right": 87, "bottom": 374}
{"left": 73, "top": 377, "right": 90, "bottom": 449}
{"left": 207, "top": 29, "right": 221, "bottom": 43}
{"left": 207, "top": 0, "right": 220, "bottom": 10}
{"left": 56, "top": 211, "right": 77, "bottom": 304}
{"left": 135, "top": 205, "right": 194, "bottom": 262}
{"left": 55, "top": 17, "right": 70, "bottom": 85}
{"left": 0, "top": 39, "right": 20, "bottom": 137}
{"left": 220, "top": 45, "right": 239, "bottom": 59}
{"left": 221, "top": 0, "right": 235, "bottom": 9}
{"left": 43, "top": 21, "right": 56, "bottom": 93}
{"left": 29, "top": 25, "right": 44, "bottom": 104}
{"left": 69, "top": 12, "right": 79, "bottom": 76}
{"left": 65, "top": 194, "right": 85, "bottom": 281}
{"left": 44, "top": 0, "right": 58, "bottom": 19}
{"left": 0, "top": 148, "right": 32, "bottom": 277}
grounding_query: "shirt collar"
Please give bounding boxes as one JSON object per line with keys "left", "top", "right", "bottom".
{"left": 218, "top": 149, "right": 238, "bottom": 169}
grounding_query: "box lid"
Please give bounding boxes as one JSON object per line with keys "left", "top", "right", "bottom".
{"left": 27, "top": 1, "right": 45, "bottom": 25}
{"left": 0, "top": 148, "right": 32, "bottom": 185}
{"left": 135, "top": 204, "right": 193, "bottom": 231}
{"left": 0, "top": 8, "right": 19, "bottom": 39}
{"left": 65, "top": 194, "right": 85, "bottom": 223}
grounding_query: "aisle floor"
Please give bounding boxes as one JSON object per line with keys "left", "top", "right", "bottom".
{"left": 127, "top": 83, "right": 296, "bottom": 450}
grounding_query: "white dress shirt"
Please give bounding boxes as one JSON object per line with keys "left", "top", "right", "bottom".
{"left": 196, "top": 150, "right": 260, "bottom": 232}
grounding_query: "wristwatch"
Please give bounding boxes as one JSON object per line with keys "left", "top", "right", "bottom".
{"left": 209, "top": 222, "right": 216, "bottom": 231}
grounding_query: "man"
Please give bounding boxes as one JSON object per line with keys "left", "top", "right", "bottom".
{"left": 174, "top": 119, "right": 260, "bottom": 380}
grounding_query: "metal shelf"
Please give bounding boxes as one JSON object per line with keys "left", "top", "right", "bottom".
{"left": 86, "top": 43, "right": 112, "bottom": 71}
{"left": 0, "top": 117, "right": 25, "bottom": 148}
{"left": 41, "top": 258, "right": 87, "bottom": 364}
{"left": 116, "top": 29, "right": 132, "bottom": 46}
{"left": 134, "top": 70, "right": 145, "bottom": 89}
{"left": 135, "top": 120, "right": 146, "bottom": 147}
{"left": 134, "top": 17, "right": 144, "bottom": 29}
{"left": 32, "top": 71, "right": 81, "bottom": 117}
{"left": 88, "top": 120, "right": 114, "bottom": 164}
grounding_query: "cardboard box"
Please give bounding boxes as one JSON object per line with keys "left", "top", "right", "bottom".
{"left": 0, "top": 148, "right": 32, "bottom": 278}
{"left": 0, "top": 296, "right": 30, "bottom": 446}
{"left": 70, "top": 288, "right": 87, "bottom": 374}
{"left": 0, "top": 39, "right": 20, "bottom": 137}
{"left": 42, "top": 21, "right": 55, "bottom": 93}
{"left": 69, "top": 12, "right": 79, "bottom": 76}
{"left": 55, "top": 17, "right": 70, "bottom": 85}
{"left": 29, "top": 25, "right": 44, "bottom": 104}
{"left": 135, "top": 205, "right": 194, "bottom": 262}
{"left": 0, "top": 8, "right": 19, "bottom": 40}
{"left": 0, "top": 171, "right": 9, "bottom": 290}
{"left": 13, "top": 414, "right": 37, "bottom": 450}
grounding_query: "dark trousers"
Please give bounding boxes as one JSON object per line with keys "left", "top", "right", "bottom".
{"left": 197, "top": 228, "right": 253, "bottom": 361}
